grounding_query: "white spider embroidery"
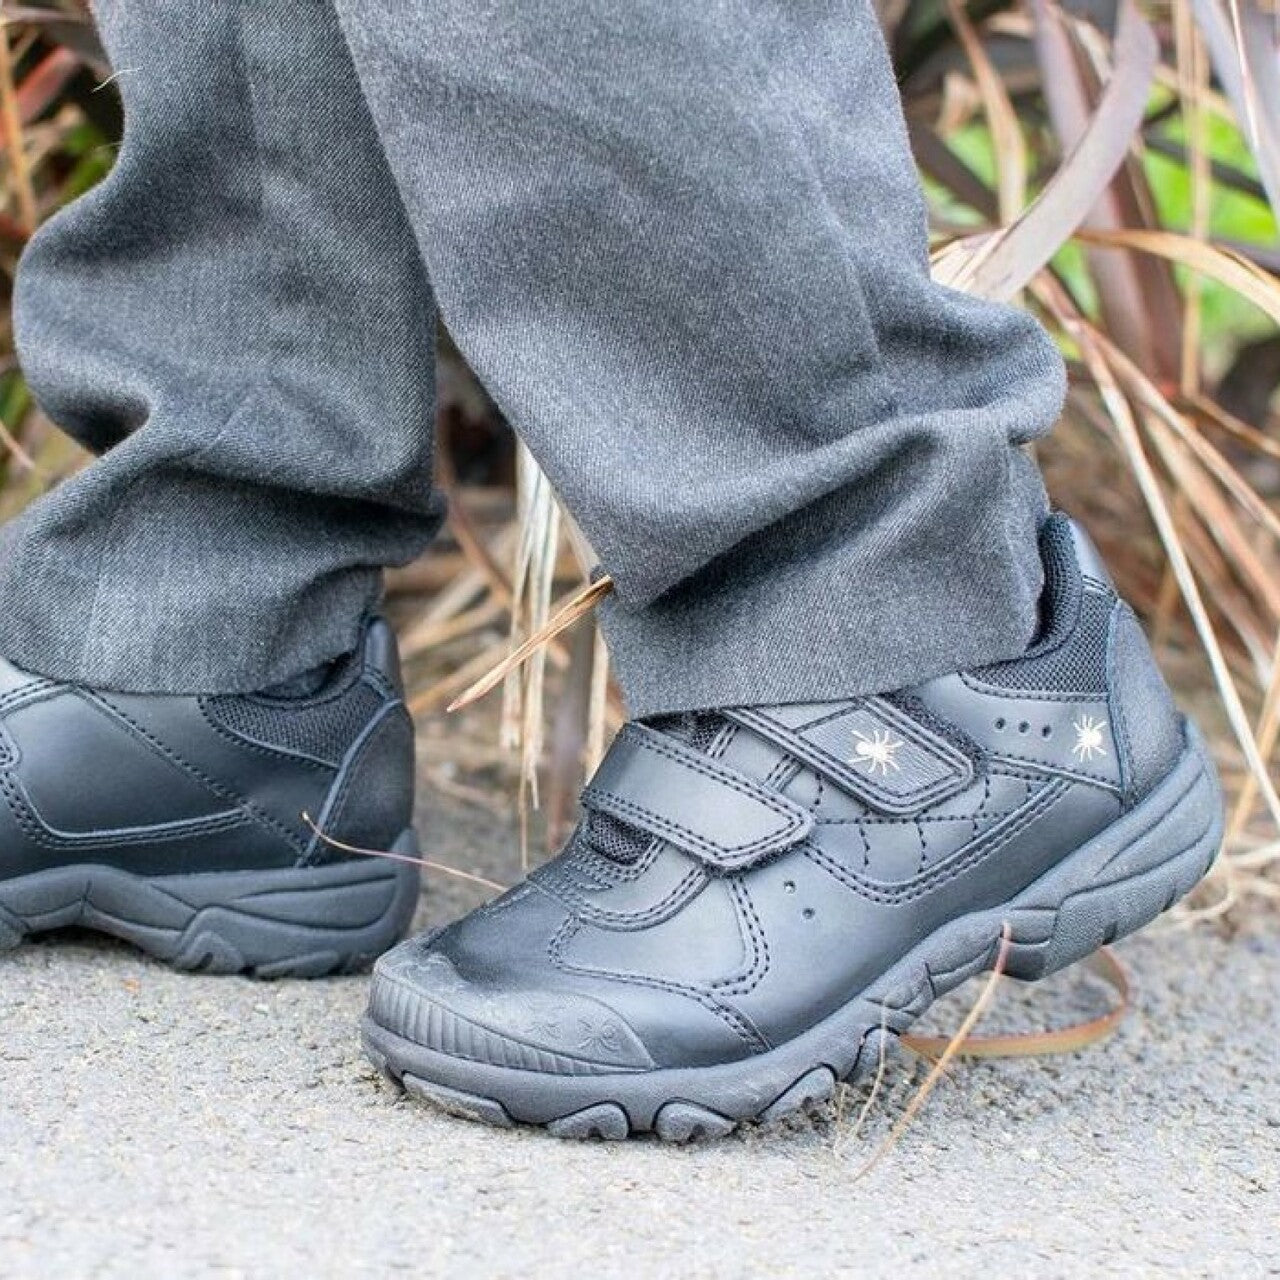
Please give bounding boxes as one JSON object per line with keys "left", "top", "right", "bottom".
{"left": 1071, "top": 714, "right": 1108, "bottom": 762}
{"left": 851, "top": 729, "right": 903, "bottom": 775}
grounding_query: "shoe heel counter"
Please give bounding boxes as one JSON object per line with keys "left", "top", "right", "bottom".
{"left": 316, "top": 701, "right": 416, "bottom": 860}
{"left": 1107, "top": 601, "right": 1183, "bottom": 802}
{"left": 363, "top": 616, "right": 405, "bottom": 695}
{"left": 1065, "top": 516, "right": 1115, "bottom": 590}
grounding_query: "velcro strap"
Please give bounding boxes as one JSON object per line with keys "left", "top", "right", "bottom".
{"left": 728, "top": 696, "right": 972, "bottom": 816}
{"left": 581, "top": 723, "right": 813, "bottom": 871}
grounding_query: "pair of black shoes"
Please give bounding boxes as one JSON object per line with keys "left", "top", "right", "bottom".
{"left": 0, "top": 518, "right": 1223, "bottom": 1139}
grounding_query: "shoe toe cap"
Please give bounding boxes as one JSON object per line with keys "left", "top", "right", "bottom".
{"left": 368, "top": 928, "right": 656, "bottom": 1074}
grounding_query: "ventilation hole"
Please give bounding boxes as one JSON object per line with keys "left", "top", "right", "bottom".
{"left": 802, "top": 908, "right": 815, "bottom": 921}
{"left": 994, "top": 718, "right": 1006, "bottom": 731}
{"left": 1018, "top": 721, "right": 1030, "bottom": 734}
{"left": 1041, "top": 725, "right": 1053, "bottom": 738}
{"left": 783, "top": 880, "right": 796, "bottom": 895}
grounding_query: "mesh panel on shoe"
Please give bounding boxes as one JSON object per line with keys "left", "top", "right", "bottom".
{"left": 202, "top": 678, "right": 382, "bottom": 766}
{"left": 648, "top": 711, "right": 726, "bottom": 753}
{"left": 584, "top": 811, "right": 652, "bottom": 865}
{"left": 979, "top": 589, "right": 1111, "bottom": 694}
{"left": 583, "top": 712, "right": 729, "bottom": 864}
{"left": 971, "top": 516, "right": 1112, "bottom": 696}
{"left": 683, "top": 714, "right": 726, "bottom": 755}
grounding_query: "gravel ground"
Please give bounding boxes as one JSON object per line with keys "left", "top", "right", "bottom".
{"left": 2, "top": 785, "right": 1278, "bottom": 1279}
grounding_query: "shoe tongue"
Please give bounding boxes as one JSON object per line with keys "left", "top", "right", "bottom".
{"left": 583, "top": 712, "right": 726, "bottom": 864}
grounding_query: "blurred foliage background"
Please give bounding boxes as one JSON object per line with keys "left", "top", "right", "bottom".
{"left": 0, "top": 0, "right": 1278, "bottom": 911}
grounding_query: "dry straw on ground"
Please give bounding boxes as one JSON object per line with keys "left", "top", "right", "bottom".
{"left": 1, "top": 0, "right": 1279, "bottom": 921}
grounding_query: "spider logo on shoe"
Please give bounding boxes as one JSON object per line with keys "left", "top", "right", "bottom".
{"left": 1072, "top": 715, "right": 1109, "bottom": 763}
{"left": 851, "top": 728, "right": 903, "bottom": 775}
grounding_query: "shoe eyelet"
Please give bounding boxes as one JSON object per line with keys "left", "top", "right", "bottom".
{"left": 802, "top": 908, "right": 815, "bottom": 921}
{"left": 1041, "top": 725, "right": 1053, "bottom": 738}
{"left": 783, "top": 880, "right": 796, "bottom": 894}
{"left": 994, "top": 718, "right": 1006, "bottom": 730}
{"left": 1018, "top": 721, "right": 1030, "bottom": 734}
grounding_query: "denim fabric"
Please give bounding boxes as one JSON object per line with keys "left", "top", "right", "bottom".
{"left": 0, "top": 0, "right": 1065, "bottom": 715}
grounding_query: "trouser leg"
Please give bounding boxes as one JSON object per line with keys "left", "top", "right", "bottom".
{"left": 0, "top": 0, "right": 441, "bottom": 692}
{"left": 333, "top": 0, "right": 1064, "bottom": 717}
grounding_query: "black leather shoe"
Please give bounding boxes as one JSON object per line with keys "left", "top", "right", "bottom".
{"left": 0, "top": 618, "right": 419, "bottom": 976}
{"left": 362, "top": 517, "right": 1223, "bottom": 1139}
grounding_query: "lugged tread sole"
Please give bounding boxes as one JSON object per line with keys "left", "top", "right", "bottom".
{"left": 363, "top": 726, "right": 1223, "bottom": 1140}
{"left": 0, "top": 829, "right": 421, "bottom": 978}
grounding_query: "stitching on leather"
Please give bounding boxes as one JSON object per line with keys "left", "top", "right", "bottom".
{"left": 548, "top": 915, "right": 765, "bottom": 1051}
{"left": 588, "top": 835, "right": 663, "bottom": 885}
{"left": 958, "top": 671, "right": 1099, "bottom": 704}
{"left": 89, "top": 693, "right": 305, "bottom": 854}
{"left": 974, "top": 770, "right": 991, "bottom": 842}
{"left": 817, "top": 808, "right": 1023, "bottom": 827}
{"left": 584, "top": 790, "right": 789, "bottom": 867}
{"left": 983, "top": 745, "right": 1115, "bottom": 788}
{"left": 307, "top": 700, "right": 408, "bottom": 866}
{"left": 582, "top": 726, "right": 807, "bottom": 865}
{"left": 1107, "top": 603, "right": 1135, "bottom": 803}
{"left": 803, "top": 781, "right": 1068, "bottom": 904}
{"left": 873, "top": 696, "right": 971, "bottom": 765}
{"left": 764, "top": 757, "right": 799, "bottom": 790}
{"left": 0, "top": 681, "right": 55, "bottom": 716}
{"left": 197, "top": 669, "right": 391, "bottom": 772}
{"left": 815, "top": 766, "right": 1044, "bottom": 829}
{"left": 810, "top": 781, "right": 1066, "bottom": 904}
{"left": 732, "top": 702, "right": 973, "bottom": 815}
{"left": 949, "top": 699, "right": 1116, "bottom": 786}
{"left": 320, "top": 700, "right": 400, "bottom": 829}
{"left": 786, "top": 695, "right": 959, "bottom": 762}
{"left": 987, "top": 762, "right": 1050, "bottom": 784}
{"left": 705, "top": 881, "right": 762, "bottom": 994}
{"left": 0, "top": 773, "right": 247, "bottom": 849}
{"left": 537, "top": 850, "right": 615, "bottom": 896}
{"left": 712, "top": 881, "right": 771, "bottom": 996}
{"left": 538, "top": 832, "right": 661, "bottom": 894}
{"left": 545, "top": 862, "right": 706, "bottom": 929}
{"left": 757, "top": 700, "right": 864, "bottom": 736}
{"left": 619, "top": 724, "right": 804, "bottom": 833}
{"left": 708, "top": 720, "right": 735, "bottom": 761}
{"left": 197, "top": 700, "right": 336, "bottom": 773}
{"left": 548, "top": 831, "right": 664, "bottom": 892}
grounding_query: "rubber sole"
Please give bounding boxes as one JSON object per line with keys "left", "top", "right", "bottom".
{"left": 0, "top": 829, "right": 421, "bottom": 978}
{"left": 362, "top": 725, "right": 1223, "bottom": 1140}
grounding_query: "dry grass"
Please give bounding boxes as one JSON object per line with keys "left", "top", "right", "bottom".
{"left": 1, "top": 0, "right": 1279, "bottom": 917}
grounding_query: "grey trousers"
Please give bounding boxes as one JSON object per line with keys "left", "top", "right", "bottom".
{"left": 0, "top": 0, "right": 1065, "bottom": 717}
